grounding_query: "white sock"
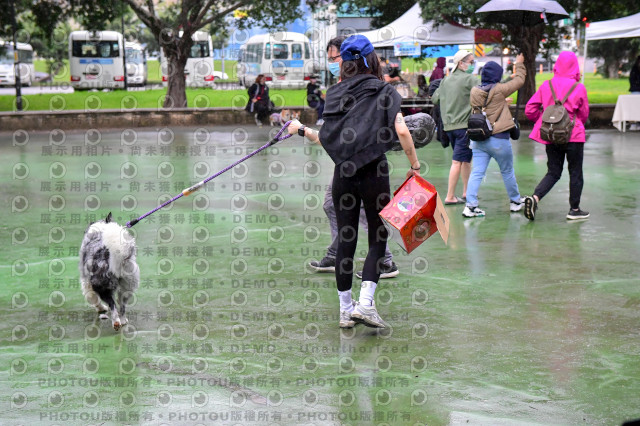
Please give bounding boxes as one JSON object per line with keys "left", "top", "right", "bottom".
{"left": 359, "top": 281, "right": 377, "bottom": 307}
{"left": 338, "top": 290, "right": 353, "bottom": 313}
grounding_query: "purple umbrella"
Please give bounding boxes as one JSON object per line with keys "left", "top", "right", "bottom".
{"left": 476, "top": 0, "right": 569, "bottom": 26}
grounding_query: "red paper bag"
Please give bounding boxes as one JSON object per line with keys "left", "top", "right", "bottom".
{"left": 379, "top": 175, "right": 449, "bottom": 253}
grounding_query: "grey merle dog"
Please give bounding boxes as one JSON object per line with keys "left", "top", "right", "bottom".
{"left": 79, "top": 212, "right": 139, "bottom": 330}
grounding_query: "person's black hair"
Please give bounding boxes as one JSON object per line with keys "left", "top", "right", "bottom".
{"left": 340, "top": 50, "right": 383, "bottom": 81}
{"left": 326, "top": 36, "right": 348, "bottom": 53}
{"left": 417, "top": 74, "right": 427, "bottom": 88}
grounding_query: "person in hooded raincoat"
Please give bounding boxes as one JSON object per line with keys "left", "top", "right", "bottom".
{"left": 523, "top": 51, "right": 590, "bottom": 221}
{"left": 429, "top": 57, "right": 446, "bottom": 83}
{"left": 463, "top": 54, "right": 527, "bottom": 218}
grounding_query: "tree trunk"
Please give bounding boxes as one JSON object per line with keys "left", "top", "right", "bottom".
{"left": 606, "top": 61, "right": 620, "bottom": 79}
{"left": 161, "top": 34, "right": 193, "bottom": 108}
{"left": 507, "top": 24, "right": 544, "bottom": 106}
{"left": 164, "top": 52, "right": 188, "bottom": 108}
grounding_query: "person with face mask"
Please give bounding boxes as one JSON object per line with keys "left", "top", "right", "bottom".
{"left": 431, "top": 50, "right": 478, "bottom": 206}
{"left": 308, "top": 36, "right": 400, "bottom": 282}
{"left": 290, "top": 35, "right": 420, "bottom": 328}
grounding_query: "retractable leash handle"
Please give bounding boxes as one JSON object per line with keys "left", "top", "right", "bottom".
{"left": 126, "top": 121, "right": 293, "bottom": 228}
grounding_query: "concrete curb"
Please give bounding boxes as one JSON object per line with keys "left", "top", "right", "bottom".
{"left": 0, "top": 107, "right": 317, "bottom": 132}
{"left": 0, "top": 105, "right": 617, "bottom": 132}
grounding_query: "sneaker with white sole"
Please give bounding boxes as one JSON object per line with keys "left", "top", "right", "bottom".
{"left": 350, "top": 301, "right": 387, "bottom": 328}
{"left": 339, "top": 302, "right": 356, "bottom": 328}
{"left": 462, "top": 206, "right": 485, "bottom": 217}
{"left": 524, "top": 196, "right": 537, "bottom": 221}
{"left": 315, "top": 119, "right": 324, "bottom": 126}
{"left": 309, "top": 257, "right": 335, "bottom": 272}
{"left": 510, "top": 197, "right": 525, "bottom": 212}
{"left": 355, "top": 262, "right": 399, "bottom": 279}
{"left": 566, "top": 208, "right": 590, "bottom": 220}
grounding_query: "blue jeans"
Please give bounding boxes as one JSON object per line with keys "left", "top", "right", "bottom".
{"left": 466, "top": 136, "right": 521, "bottom": 207}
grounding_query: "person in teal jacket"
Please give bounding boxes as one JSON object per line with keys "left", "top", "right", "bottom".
{"left": 432, "top": 50, "right": 478, "bottom": 205}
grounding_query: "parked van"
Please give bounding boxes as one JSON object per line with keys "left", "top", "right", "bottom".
{"left": 0, "top": 40, "right": 35, "bottom": 86}
{"left": 125, "top": 41, "right": 147, "bottom": 86}
{"left": 237, "top": 32, "right": 314, "bottom": 89}
{"left": 69, "top": 31, "right": 125, "bottom": 89}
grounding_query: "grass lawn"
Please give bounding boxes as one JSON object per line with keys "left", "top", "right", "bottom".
{"left": 535, "top": 72, "right": 630, "bottom": 104}
{"left": 2, "top": 61, "right": 628, "bottom": 112}
{"left": 0, "top": 88, "right": 309, "bottom": 111}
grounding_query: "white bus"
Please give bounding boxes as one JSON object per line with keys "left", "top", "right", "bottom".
{"left": 161, "top": 31, "right": 215, "bottom": 88}
{"left": 0, "top": 40, "right": 35, "bottom": 86}
{"left": 69, "top": 31, "right": 125, "bottom": 90}
{"left": 125, "top": 41, "right": 147, "bottom": 86}
{"left": 237, "top": 32, "right": 314, "bottom": 89}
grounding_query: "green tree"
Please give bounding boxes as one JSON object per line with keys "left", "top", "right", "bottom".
{"left": 414, "top": 0, "right": 577, "bottom": 103}
{"left": 3, "top": 1, "right": 313, "bottom": 107}
{"left": 581, "top": 1, "right": 640, "bottom": 78}
{"left": 117, "top": 0, "right": 310, "bottom": 107}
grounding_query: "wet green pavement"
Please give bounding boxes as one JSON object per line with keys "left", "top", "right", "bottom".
{"left": 1, "top": 125, "right": 639, "bottom": 425}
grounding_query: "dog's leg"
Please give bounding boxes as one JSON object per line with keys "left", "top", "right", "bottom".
{"left": 82, "top": 280, "right": 108, "bottom": 319}
{"left": 116, "top": 285, "right": 132, "bottom": 327}
{"left": 95, "top": 288, "right": 121, "bottom": 331}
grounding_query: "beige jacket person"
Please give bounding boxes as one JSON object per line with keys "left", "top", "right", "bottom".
{"left": 469, "top": 62, "right": 526, "bottom": 135}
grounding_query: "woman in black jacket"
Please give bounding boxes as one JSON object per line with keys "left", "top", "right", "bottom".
{"left": 245, "top": 74, "right": 271, "bottom": 126}
{"left": 288, "top": 35, "right": 420, "bottom": 329}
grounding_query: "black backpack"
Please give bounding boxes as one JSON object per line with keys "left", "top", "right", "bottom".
{"left": 467, "top": 88, "right": 494, "bottom": 141}
{"left": 539, "top": 81, "right": 578, "bottom": 145}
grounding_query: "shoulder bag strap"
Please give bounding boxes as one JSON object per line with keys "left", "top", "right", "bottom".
{"left": 484, "top": 87, "right": 501, "bottom": 122}
{"left": 561, "top": 82, "right": 579, "bottom": 104}
{"left": 549, "top": 81, "right": 560, "bottom": 105}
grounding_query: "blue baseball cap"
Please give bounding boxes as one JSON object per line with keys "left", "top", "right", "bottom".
{"left": 340, "top": 35, "right": 374, "bottom": 68}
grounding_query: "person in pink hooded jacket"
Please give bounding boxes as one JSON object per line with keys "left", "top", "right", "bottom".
{"left": 523, "top": 51, "right": 590, "bottom": 221}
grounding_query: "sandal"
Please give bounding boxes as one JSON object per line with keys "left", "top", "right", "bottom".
{"left": 444, "top": 196, "right": 465, "bottom": 205}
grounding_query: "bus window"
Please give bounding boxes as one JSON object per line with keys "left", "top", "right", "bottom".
{"left": 0, "top": 46, "right": 12, "bottom": 64}
{"left": 126, "top": 48, "right": 144, "bottom": 64}
{"left": 18, "top": 49, "right": 33, "bottom": 63}
{"left": 292, "top": 43, "right": 302, "bottom": 59}
{"left": 304, "top": 43, "right": 310, "bottom": 59}
{"left": 190, "top": 41, "right": 210, "bottom": 58}
{"left": 72, "top": 41, "right": 120, "bottom": 58}
{"left": 265, "top": 43, "right": 271, "bottom": 60}
{"left": 272, "top": 43, "right": 288, "bottom": 60}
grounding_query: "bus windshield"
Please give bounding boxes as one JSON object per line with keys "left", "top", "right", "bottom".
{"left": 189, "top": 42, "right": 210, "bottom": 58}
{"left": 126, "top": 48, "right": 144, "bottom": 64}
{"left": 0, "top": 45, "right": 33, "bottom": 64}
{"left": 0, "top": 46, "right": 12, "bottom": 64}
{"left": 72, "top": 40, "right": 120, "bottom": 58}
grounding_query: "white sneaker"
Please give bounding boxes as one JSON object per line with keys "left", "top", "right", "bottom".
{"left": 462, "top": 206, "right": 485, "bottom": 217}
{"left": 510, "top": 197, "right": 526, "bottom": 212}
{"left": 350, "top": 301, "right": 387, "bottom": 328}
{"left": 315, "top": 119, "right": 324, "bottom": 126}
{"left": 339, "top": 301, "right": 356, "bottom": 328}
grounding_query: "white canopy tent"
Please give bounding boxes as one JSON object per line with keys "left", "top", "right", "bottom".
{"left": 357, "top": 3, "right": 475, "bottom": 47}
{"left": 582, "top": 12, "right": 640, "bottom": 82}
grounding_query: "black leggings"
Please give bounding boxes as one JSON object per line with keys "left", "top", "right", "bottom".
{"left": 332, "top": 155, "right": 391, "bottom": 291}
{"left": 534, "top": 143, "right": 584, "bottom": 210}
